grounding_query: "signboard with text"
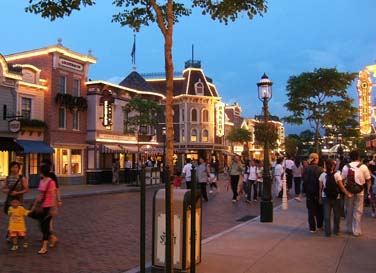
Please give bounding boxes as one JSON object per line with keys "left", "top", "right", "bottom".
{"left": 216, "top": 102, "right": 225, "bottom": 137}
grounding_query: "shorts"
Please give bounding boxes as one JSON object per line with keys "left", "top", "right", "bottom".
{"left": 9, "top": 231, "right": 26, "bottom": 238}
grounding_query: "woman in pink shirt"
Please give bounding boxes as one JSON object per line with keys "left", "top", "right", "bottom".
{"left": 32, "top": 165, "right": 57, "bottom": 254}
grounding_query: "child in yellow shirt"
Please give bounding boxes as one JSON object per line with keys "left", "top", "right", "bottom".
{"left": 8, "top": 198, "right": 29, "bottom": 251}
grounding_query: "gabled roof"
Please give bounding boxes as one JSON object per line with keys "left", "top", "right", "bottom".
{"left": 119, "top": 71, "right": 157, "bottom": 93}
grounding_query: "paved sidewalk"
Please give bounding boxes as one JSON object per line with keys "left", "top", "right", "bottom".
{"left": 139, "top": 198, "right": 376, "bottom": 273}
{"left": 0, "top": 183, "right": 158, "bottom": 205}
{"left": 195, "top": 199, "right": 376, "bottom": 273}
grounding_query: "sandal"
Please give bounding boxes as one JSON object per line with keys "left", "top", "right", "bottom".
{"left": 49, "top": 235, "right": 58, "bottom": 248}
{"left": 38, "top": 248, "right": 48, "bottom": 255}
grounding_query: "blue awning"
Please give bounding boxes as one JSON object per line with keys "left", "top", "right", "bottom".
{"left": 16, "top": 140, "right": 54, "bottom": 154}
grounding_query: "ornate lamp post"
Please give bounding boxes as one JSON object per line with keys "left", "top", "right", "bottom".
{"left": 258, "top": 73, "right": 273, "bottom": 223}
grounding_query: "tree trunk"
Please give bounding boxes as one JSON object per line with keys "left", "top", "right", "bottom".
{"left": 165, "top": 34, "right": 174, "bottom": 171}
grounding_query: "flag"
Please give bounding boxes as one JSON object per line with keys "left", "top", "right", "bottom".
{"left": 131, "top": 34, "right": 136, "bottom": 65}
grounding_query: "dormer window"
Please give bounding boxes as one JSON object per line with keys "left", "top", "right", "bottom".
{"left": 195, "top": 79, "right": 204, "bottom": 95}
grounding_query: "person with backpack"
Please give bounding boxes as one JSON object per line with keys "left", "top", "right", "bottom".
{"left": 341, "top": 150, "right": 371, "bottom": 237}
{"left": 319, "top": 159, "right": 352, "bottom": 237}
{"left": 302, "top": 153, "right": 324, "bottom": 233}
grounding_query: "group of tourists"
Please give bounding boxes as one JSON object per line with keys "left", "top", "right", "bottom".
{"left": 2, "top": 160, "right": 61, "bottom": 254}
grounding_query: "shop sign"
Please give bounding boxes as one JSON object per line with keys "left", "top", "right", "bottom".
{"left": 216, "top": 102, "right": 225, "bottom": 137}
{"left": 59, "top": 58, "right": 83, "bottom": 71}
{"left": 8, "top": 119, "right": 21, "bottom": 133}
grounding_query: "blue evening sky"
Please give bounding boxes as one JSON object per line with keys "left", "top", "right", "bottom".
{"left": 0, "top": 0, "right": 375, "bottom": 134}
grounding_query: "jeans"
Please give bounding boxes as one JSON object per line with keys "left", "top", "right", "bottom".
{"left": 247, "top": 180, "right": 257, "bottom": 201}
{"left": 323, "top": 197, "right": 341, "bottom": 236}
{"left": 345, "top": 193, "right": 364, "bottom": 235}
{"left": 230, "top": 175, "right": 239, "bottom": 200}
{"left": 199, "top": 183, "right": 208, "bottom": 201}
{"left": 306, "top": 195, "right": 323, "bottom": 231}
{"left": 286, "top": 169, "right": 293, "bottom": 190}
{"left": 186, "top": 181, "right": 191, "bottom": 189}
{"left": 294, "top": 177, "right": 302, "bottom": 195}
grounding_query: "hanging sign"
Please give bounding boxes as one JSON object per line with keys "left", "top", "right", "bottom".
{"left": 216, "top": 102, "right": 225, "bottom": 137}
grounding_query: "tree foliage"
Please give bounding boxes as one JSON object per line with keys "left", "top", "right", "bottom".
{"left": 226, "top": 127, "right": 252, "bottom": 143}
{"left": 284, "top": 68, "right": 357, "bottom": 153}
{"left": 284, "top": 134, "right": 301, "bottom": 158}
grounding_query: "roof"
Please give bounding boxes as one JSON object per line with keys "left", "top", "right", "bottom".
{"left": 119, "top": 71, "right": 157, "bottom": 93}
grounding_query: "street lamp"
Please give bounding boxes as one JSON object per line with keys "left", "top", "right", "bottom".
{"left": 257, "top": 73, "right": 273, "bottom": 223}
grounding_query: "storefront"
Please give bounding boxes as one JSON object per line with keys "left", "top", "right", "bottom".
{"left": 0, "top": 138, "right": 24, "bottom": 180}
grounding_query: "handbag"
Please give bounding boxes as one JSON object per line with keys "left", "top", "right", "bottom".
{"left": 3, "top": 175, "right": 22, "bottom": 215}
{"left": 28, "top": 179, "right": 52, "bottom": 219}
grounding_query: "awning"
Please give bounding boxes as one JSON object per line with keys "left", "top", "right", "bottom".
{"left": 0, "top": 137, "right": 24, "bottom": 152}
{"left": 16, "top": 140, "right": 54, "bottom": 154}
{"left": 101, "top": 144, "right": 125, "bottom": 154}
{"left": 120, "top": 145, "right": 139, "bottom": 153}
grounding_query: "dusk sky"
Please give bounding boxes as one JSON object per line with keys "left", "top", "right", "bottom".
{"left": 1, "top": 0, "right": 375, "bottom": 134}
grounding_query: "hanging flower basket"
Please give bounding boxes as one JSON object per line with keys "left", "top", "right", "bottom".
{"left": 55, "top": 93, "right": 88, "bottom": 111}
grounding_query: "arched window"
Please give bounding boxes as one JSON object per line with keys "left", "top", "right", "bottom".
{"left": 195, "top": 79, "right": 204, "bottom": 95}
{"left": 191, "top": 129, "right": 197, "bottom": 142}
{"left": 202, "top": 109, "right": 209, "bottom": 122}
{"left": 202, "top": 129, "right": 209, "bottom": 142}
{"left": 191, "top": 108, "right": 198, "bottom": 122}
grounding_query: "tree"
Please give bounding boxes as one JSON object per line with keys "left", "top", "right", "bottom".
{"left": 25, "top": 0, "right": 268, "bottom": 171}
{"left": 123, "top": 96, "right": 162, "bottom": 136}
{"left": 253, "top": 122, "right": 279, "bottom": 149}
{"left": 284, "top": 134, "right": 301, "bottom": 158}
{"left": 227, "top": 127, "right": 252, "bottom": 156}
{"left": 284, "top": 68, "right": 357, "bottom": 153}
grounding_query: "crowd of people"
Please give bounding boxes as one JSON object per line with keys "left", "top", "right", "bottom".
{"left": 2, "top": 160, "right": 61, "bottom": 254}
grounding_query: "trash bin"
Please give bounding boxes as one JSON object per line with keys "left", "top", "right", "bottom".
{"left": 152, "top": 189, "right": 202, "bottom": 271}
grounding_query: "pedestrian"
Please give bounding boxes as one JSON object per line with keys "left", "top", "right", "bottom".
{"left": 273, "top": 157, "right": 284, "bottom": 198}
{"left": 302, "top": 153, "right": 324, "bottom": 233}
{"left": 229, "top": 156, "right": 243, "bottom": 203}
{"left": 112, "top": 158, "right": 120, "bottom": 184}
{"left": 209, "top": 164, "right": 219, "bottom": 194}
{"left": 173, "top": 170, "right": 182, "bottom": 189}
{"left": 247, "top": 160, "right": 258, "bottom": 203}
{"left": 283, "top": 154, "right": 294, "bottom": 195}
{"left": 341, "top": 150, "right": 372, "bottom": 236}
{"left": 124, "top": 157, "right": 131, "bottom": 183}
{"left": 242, "top": 160, "right": 250, "bottom": 201}
{"left": 41, "top": 159, "right": 61, "bottom": 248}
{"left": 7, "top": 197, "right": 30, "bottom": 251}
{"left": 31, "top": 164, "right": 58, "bottom": 254}
{"left": 256, "top": 160, "right": 263, "bottom": 199}
{"left": 196, "top": 157, "right": 210, "bottom": 202}
{"left": 319, "top": 159, "right": 352, "bottom": 237}
{"left": 182, "top": 158, "right": 192, "bottom": 189}
{"left": 2, "top": 161, "right": 29, "bottom": 242}
{"left": 292, "top": 158, "right": 303, "bottom": 201}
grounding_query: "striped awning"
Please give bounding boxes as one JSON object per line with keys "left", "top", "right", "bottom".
{"left": 101, "top": 144, "right": 125, "bottom": 154}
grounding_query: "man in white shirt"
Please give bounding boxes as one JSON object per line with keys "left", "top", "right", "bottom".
{"left": 284, "top": 155, "right": 294, "bottom": 192}
{"left": 182, "top": 158, "right": 193, "bottom": 189}
{"left": 341, "top": 150, "right": 371, "bottom": 236}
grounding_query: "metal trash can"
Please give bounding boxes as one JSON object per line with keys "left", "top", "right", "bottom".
{"left": 152, "top": 189, "right": 202, "bottom": 271}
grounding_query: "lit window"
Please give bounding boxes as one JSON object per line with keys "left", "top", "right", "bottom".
{"left": 195, "top": 79, "right": 204, "bottom": 95}
{"left": 73, "top": 110, "right": 80, "bottom": 130}
{"left": 191, "top": 129, "right": 197, "bottom": 142}
{"left": 59, "top": 76, "right": 67, "bottom": 94}
{"left": 21, "top": 97, "right": 32, "bottom": 120}
{"left": 181, "top": 129, "right": 185, "bottom": 142}
{"left": 62, "top": 149, "right": 69, "bottom": 174}
{"left": 71, "top": 149, "right": 82, "bottom": 174}
{"left": 202, "top": 109, "right": 209, "bottom": 122}
{"left": 29, "top": 153, "right": 38, "bottom": 175}
{"left": 191, "top": 109, "right": 197, "bottom": 122}
{"left": 73, "top": 79, "right": 81, "bottom": 97}
{"left": 58, "top": 107, "right": 66, "bottom": 129}
{"left": 202, "top": 129, "right": 209, "bottom": 142}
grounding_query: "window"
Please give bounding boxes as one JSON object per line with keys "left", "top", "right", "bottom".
{"left": 181, "top": 107, "right": 185, "bottom": 122}
{"left": 195, "top": 79, "right": 204, "bottom": 95}
{"left": 191, "top": 129, "right": 197, "bottom": 142}
{"left": 181, "top": 129, "right": 185, "bottom": 142}
{"left": 73, "top": 110, "right": 80, "bottom": 130}
{"left": 202, "top": 109, "right": 209, "bottom": 122}
{"left": 71, "top": 149, "right": 82, "bottom": 174}
{"left": 29, "top": 154, "right": 38, "bottom": 175}
{"left": 21, "top": 97, "right": 32, "bottom": 120}
{"left": 61, "top": 149, "right": 69, "bottom": 174}
{"left": 202, "top": 129, "right": 209, "bottom": 142}
{"left": 58, "top": 107, "right": 66, "bottom": 129}
{"left": 73, "top": 79, "right": 81, "bottom": 97}
{"left": 59, "top": 75, "right": 67, "bottom": 94}
{"left": 191, "top": 108, "right": 198, "bottom": 122}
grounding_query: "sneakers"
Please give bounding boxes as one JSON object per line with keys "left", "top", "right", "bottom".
{"left": 23, "top": 242, "right": 29, "bottom": 248}
{"left": 294, "top": 197, "right": 302, "bottom": 202}
{"left": 232, "top": 199, "right": 237, "bottom": 203}
{"left": 209, "top": 190, "right": 213, "bottom": 194}
{"left": 11, "top": 245, "right": 19, "bottom": 251}
{"left": 309, "top": 230, "right": 316, "bottom": 233}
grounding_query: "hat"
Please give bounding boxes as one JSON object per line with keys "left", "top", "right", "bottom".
{"left": 308, "top": 153, "right": 319, "bottom": 163}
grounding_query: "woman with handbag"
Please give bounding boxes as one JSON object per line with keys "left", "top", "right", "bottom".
{"left": 31, "top": 164, "right": 58, "bottom": 255}
{"left": 2, "top": 161, "right": 29, "bottom": 242}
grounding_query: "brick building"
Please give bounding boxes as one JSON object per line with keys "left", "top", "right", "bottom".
{"left": 5, "top": 42, "right": 96, "bottom": 185}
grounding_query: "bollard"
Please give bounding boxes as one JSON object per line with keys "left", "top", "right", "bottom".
{"left": 282, "top": 172, "right": 288, "bottom": 210}
{"left": 140, "top": 167, "right": 146, "bottom": 273}
{"left": 190, "top": 167, "right": 196, "bottom": 273}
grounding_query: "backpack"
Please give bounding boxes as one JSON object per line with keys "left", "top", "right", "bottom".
{"left": 303, "top": 165, "right": 321, "bottom": 196}
{"left": 345, "top": 163, "right": 364, "bottom": 194}
{"left": 324, "top": 172, "right": 340, "bottom": 199}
